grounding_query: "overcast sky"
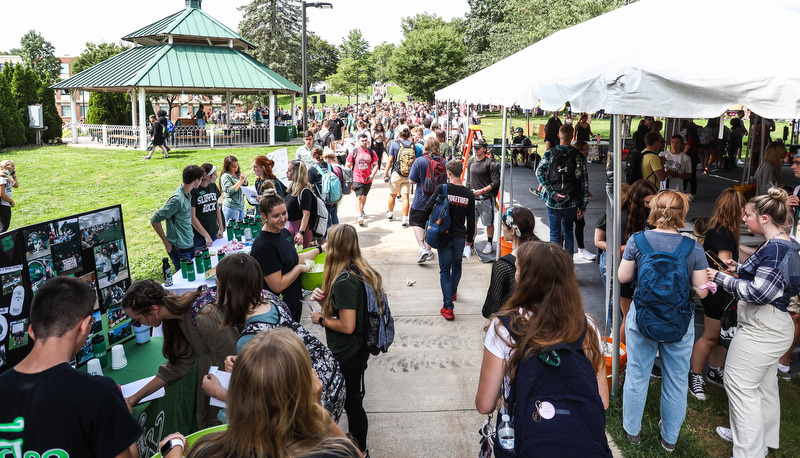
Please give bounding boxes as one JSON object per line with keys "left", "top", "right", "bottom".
{"left": 3, "top": 0, "right": 470, "bottom": 56}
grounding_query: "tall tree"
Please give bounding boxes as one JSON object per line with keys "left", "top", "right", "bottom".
{"left": 400, "top": 13, "right": 448, "bottom": 35}
{"left": 73, "top": 41, "right": 135, "bottom": 125}
{"left": 463, "top": 0, "right": 509, "bottom": 68}
{"left": 306, "top": 34, "right": 339, "bottom": 85}
{"left": 18, "top": 30, "right": 61, "bottom": 84}
{"left": 72, "top": 42, "right": 130, "bottom": 74}
{"left": 340, "top": 29, "right": 370, "bottom": 62}
{"left": 0, "top": 73, "right": 27, "bottom": 147}
{"left": 372, "top": 42, "right": 395, "bottom": 84}
{"left": 389, "top": 25, "right": 468, "bottom": 102}
{"left": 38, "top": 82, "right": 62, "bottom": 142}
{"left": 239, "top": 0, "right": 302, "bottom": 85}
{"left": 327, "top": 57, "right": 374, "bottom": 99}
{"left": 11, "top": 65, "right": 40, "bottom": 143}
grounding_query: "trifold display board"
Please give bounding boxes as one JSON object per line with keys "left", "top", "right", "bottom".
{"left": 0, "top": 205, "right": 133, "bottom": 373}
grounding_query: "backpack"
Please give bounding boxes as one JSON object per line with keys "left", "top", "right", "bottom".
{"left": 699, "top": 126, "right": 714, "bottom": 145}
{"left": 421, "top": 155, "right": 447, "bottom": 195}
{"left": 313, "top": 164, "right": 342, "bottom": 205}
{"left": 315, "top": 130, "right": 333, "bottom": 147}
{"left": 494, "top": 316, "right": 611, "bottom": 457}
{"left": 338, "top": 165, "right": 353, "bottom": 195}
{"left": 424, "top": 184, "right": 451, "bottom": 249}
{"left": 631, "top": 232, "right": 695, "bottom": 343}
{"left": 546, "top": 147, "right": 579, "bottom": 199}
{"left": 298, "top": 188, "right": 329, "bottom": 238}
{"left": 239, "top": 291, "right": 345, "bottom": 422}
{"left": 162, "top": 119, "right": 175, "bottom": 138}
{"left": 395, "top": 140, "right": 417, "bottom": 177}
{"left": 624, "top": 150, "right": 656, "bottom": 184}
{"left": 362, "top": 277, "right": 394, "bottom": 355}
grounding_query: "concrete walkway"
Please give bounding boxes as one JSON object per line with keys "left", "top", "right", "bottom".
{"left": 298, "top": 166, "right": 622, "bottom": 457}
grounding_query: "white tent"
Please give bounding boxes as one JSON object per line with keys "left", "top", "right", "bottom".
{"left": 436, "top": 0, "right": 800, "bottom": 119}
{"left": 436, "top": 0, "right": 800, "bottom": 395}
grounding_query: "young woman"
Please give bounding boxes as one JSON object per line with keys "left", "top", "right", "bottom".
{"left": 482, "top": 206, "right": 537, "bottom": 318}
{"left": 253, "top": 155, "right": 287, "bottom": 199}
{"left": 309, "top": 224, "right": 379, "bottom": 454}
{"left": 121, "top": 279, "right": 238, "bottom": 429}
{"left": 0, "top": 160, "right": 18, "bottom": 232}
{"left": 683, "top": 121, "right": 702, "bottom": 199}
{"left": 709, "top": 188, "right": 800, "bottom": 458}
{"left": 573, "top": 141, "right": 596, "bottom": 260}
{"left": 475, "top": 241, "right": 610, "bottom": 455}
{"left": 180, "top": 330, "right": 360, "bottom": 458}
{"left": 220, "top": 155, "right": 247, "bottom": 222}
{"left": 191, "top": 163, "right": 224, "bottom": 253}
{"left": 372, "top": 123, "right": 387, "bottom": 169}
{"left": 618, "top": 190, "right": 709, "bottom": 452}
{"left": 689, "top": 189, "right": 745, "bottom": 401}
{"left": 574, "top": 113, "right": 593, "bottom": 142}
{"left": 249, "top": 189, "right": 317, "bottom": 322}
{"left": 754, "top": 141, "right": 786, "bottom": 196}
{"left": 307, "top": 146, "right": 340, "bottom": 233}
{"left": 285, "top": 159, "right": 315, "bottom": 248}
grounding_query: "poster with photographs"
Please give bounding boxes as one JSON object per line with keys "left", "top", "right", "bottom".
{"left": 28, "top": 256, "right": 56, "bottom": 293}
{"left": 76, "top": 336, "right": 93, "bottom": 365}
{"left": 79, "top": 208, "right": 123, "bottom": 248}
{"left": 0, "top": 344, "right": 6, "bottom": 369}
{"left": 1, "top": 267, "right": 23, "bottom": 297}
{"left": 79, "top": 271, "right": 97, "bottom": 292}
{"left": 50, "top": 218, "right": 80, "bottom": 245}
{"left": 100, "top": 280, "right": 128, "bottom": 312}
{"left": 93, "top": 239, "right": 128, "bottom": 289}
{"left": 23, "top": 225, "right": 51, "bottom": 260}
{"left": 8, "top": 318, "right": 28, "bottom": 350}
{"left": 90, "top": 310, "right": 103, "bottom": 335}
{"left": 109, "top": 322, "right": 132, "bottom": 346}
{"left": 107, "top": 306, "right": 129, "bottom": 329}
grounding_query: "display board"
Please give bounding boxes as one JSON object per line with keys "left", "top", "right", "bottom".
{"left": 0, "top": 205, "right": 132, "bottom": 372}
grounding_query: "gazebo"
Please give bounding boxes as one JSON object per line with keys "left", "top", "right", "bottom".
{"left": 53, "top": 0, "right": 302, "bottom": 149}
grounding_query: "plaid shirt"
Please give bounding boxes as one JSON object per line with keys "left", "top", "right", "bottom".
{"left": 715, "top": 239, "right": 800, "bottom": 312}
{"left": 536, "top": 145, "right": 589, "bottom": 210}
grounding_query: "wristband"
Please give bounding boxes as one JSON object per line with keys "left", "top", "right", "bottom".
{"left": 299, "top": 230, "right": 305, "bottom": 235}
{"left": 317, "top": 316, "right": 324, "bottom": 325}
{"left": 317, "top": 245, "right": 323, "bottom": 254}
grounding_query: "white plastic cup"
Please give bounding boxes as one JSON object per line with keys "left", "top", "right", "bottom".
{"left": 110, "top": 344, "right": 127, "bottom": 370}
{"left": 86, "top": 358, "right": 104, "bottom": 376}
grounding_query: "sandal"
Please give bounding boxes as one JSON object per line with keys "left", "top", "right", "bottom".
{"left": 143, "top": 155, "right": 151, "bottom": 160}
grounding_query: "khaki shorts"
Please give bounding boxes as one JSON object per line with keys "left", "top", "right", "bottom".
{"left": 389, "top": 172, "right": 410, "bottom": 195}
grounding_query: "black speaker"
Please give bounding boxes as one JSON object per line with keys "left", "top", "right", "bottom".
{"left": 320, "top": 94, "right": 327, "bottom": 104}
{"left": 311, "top": 95, "right": 317, "bottom": 104}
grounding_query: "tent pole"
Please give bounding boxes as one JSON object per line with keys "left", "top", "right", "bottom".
{"left": 269, "top": 91, "right": 276, "bottom": 145}
{"left": 496, "top": 106, "right": 508, "bottom": 261}
{"left": 611, "top": 113, "right": 623, "bottom": 397}
{"left": 291, "top": 93, "right": 296, "bottom": 130}
{"left": 509, "top": 109, "right": 513, "bottom": 204}
{"left": 138, "top": 88, "right": 147, "bottom": 150}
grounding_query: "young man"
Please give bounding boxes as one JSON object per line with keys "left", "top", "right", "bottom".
{"left": 152, "top": 165, "right": 205, "bottom": 270}
{"left": 465, "top": 138, "right": 501, "bottom": 254}
{"left": 641, "top": 132, "right": 666, "bottom": 188}
{"left": 295, "top": 130, "right": 316, "bottom": 170}
{"left": 384, "top": 125, "right": 414, "bottom": 225}
{"left": 511, "top": 127, "right": 534, "bottom": 166}
{"left": 346, "top": 133, "right": 379, "bottom": 226}
{"left": 0, "top": 277, "right": 142, "bottom": 457}
{"left": 659, "top": 135, "right": 692, "bottom": 192}
{"left": 408, "top": 140, "right": 446, "bottom": 263}
{"left": 191, "top": 163, "right": 224, "bottom": 254}
{"left": 424, "top": 160, "right": 475, "bottom": 320}
{"left": 536, "top": 124, "right": 589, "bottom": 255}
{"left": 315, "top": 120, "right": 334, "bottom": 150}
{"left": 143, "top": 114, "right": 169, "bottom": 160}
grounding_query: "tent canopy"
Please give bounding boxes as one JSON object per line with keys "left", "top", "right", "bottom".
{"left": 436, "top": 0, "right": 800, "bottom": 119}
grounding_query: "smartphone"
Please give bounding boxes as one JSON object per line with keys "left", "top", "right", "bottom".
{"left": 705, "top": 250, "right": 729, "bottom": 271}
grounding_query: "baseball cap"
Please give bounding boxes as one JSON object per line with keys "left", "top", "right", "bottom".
{"left": 473, "top": 139, "right": 488, "bottom": 149}
{"left": 515, "top": 127, "right": 523, "bottom": 133}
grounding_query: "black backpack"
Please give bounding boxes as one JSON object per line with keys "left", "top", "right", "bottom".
{"left": 494, "top": 315, "right": 611, "bottom": 457}
{"left": 546, "top": 147, "right": 579, "bottom": 200}
{"left": 624, "top": 150, "right": 656, "bottom": 184}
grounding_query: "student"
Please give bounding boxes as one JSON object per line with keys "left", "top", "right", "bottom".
{"left": 219, "top": 156, "right": 248, "bottom": 222}
{"left": 191, "top": 163, "right": 224, "bottom": 253}
{"left": 0, "top": 277, "right": 142, "bottom": 457}
{"left": 346, "top": 133, "right": 379, "bottom": 226}
{"left": 151, "top": 165, "right": 205, "bottom": 270}
{"left": 659, "top": 135, "right": 692, "bottom": 192}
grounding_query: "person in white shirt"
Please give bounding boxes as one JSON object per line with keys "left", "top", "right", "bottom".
{"left": 659, "top": 135, "right": 692, "bottom": 192}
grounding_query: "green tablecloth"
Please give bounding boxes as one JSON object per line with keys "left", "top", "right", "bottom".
{"left": 86, "top": 337, "right": 198, "bottom": 458}
{"left": 275, "top": 125, "right": 297, "bottom": 142}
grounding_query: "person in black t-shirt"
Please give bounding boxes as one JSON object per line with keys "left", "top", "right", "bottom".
{"left": 191, "top": 163, "right": 224, "bottom": 253}
{"left": 0, "top": 277, "right": 142, "bottom": 457}
{"left": 425, "top": 160, "right": 475, "bottom": 320}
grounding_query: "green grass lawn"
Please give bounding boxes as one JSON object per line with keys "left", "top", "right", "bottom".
{"left": 3, "top": 144, "right": 297, "bottom": 281}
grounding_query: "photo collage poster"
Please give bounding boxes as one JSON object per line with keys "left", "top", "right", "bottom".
{"left": 0, "top": 205, "right": 133, "bottom": 372}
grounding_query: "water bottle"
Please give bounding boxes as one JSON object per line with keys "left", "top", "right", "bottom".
{"left": 497, "top": 414, "right": 515, "bottom": 451}
{"left": 162, "top": 257, "right": 173, "bottom": 287}
{"left": 92, "top": 334, "right": 108, "bottom": 368}
{"left": 186, "top": 257, "right": 196, "bottom": 282}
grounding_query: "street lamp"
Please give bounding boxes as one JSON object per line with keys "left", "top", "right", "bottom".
{"left": 302, "top": 1, "right": 333, "bottom": 131}
{"left": 356, "top": 68, "right": 364, "bottom": 113}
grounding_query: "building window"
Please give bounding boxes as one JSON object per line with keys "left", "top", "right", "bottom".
{"left": 81, "top": 105, "right": 87, "bottom": 119}
{"left": 62, "top": 105, "right": 71, "bottom": 117}
{"left": 179, "top": 106, "right": 189, "bottom": 117}
{"left": 80, "top": 91, "right": 90, "bottom": 99}
{"left": 61, "top": 89, "right": 70, "bottom": 96}
{"left": 60, "top": 63, "right": 69, "bottom": 76}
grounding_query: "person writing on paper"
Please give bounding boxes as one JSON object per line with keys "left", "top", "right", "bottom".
{"left": 159, "top": 329, "right": 360, "bottom": 458}
{"left": 121, "top": 279, "right": 238, "bottom": 429}
{"left": 0, "top": 277, "right": 142, "bottom": 457}
{"left": 191, "top": 163, "right": 224, "bottom": 253}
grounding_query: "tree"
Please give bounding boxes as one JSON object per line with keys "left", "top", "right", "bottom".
{"left": 0, "top": 73, "right": 26, "bottom": 147}
{"left": 72, "top": 42, "right": 131, "bottom": 74}
{"left": 340, "top": 29, "right": 370, "bottom": 62}
{"left": 463, "top": 0, "right": 509, "bottom": 68}
{"left": 18, "top": 30, "right": 61, "bottom": 84}
{"left": 400, "top": 13, "right": 448, "bottom": 35}
{"left": 86, "top": 92, "right": 154, "bottom": 125}
{"left": 327, "top": 57, "right": 374, "bottom": 98}
{"left": 11, "top": 65, "right": 40, "bottom": 143}
{"left": 38, "top": 83, "right": 62, "bottom": 142}
{"left": 239, "top": 0, "right": 302, "bottom": 85}
{"left": 389, "top": 25, "right": 468, "bottom": 102}
{"left": 372, "top": 42, "right": 395, "bottom": 84}
{"left": 306, "top": 34, "right": 339, "bottom": 85}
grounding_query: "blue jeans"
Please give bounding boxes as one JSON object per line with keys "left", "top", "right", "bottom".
{"left": 546, "top": 206, "right": 577, "bottom": 254}
{"left": 437, "top": 237, "right": 465, "bottom": 310}
{"left": 623, "top": 301, "right": 694, "bottom": 444}
{"left": 327, "top": 204, "right": 339, "bottom": 227}
{"left": 599, "top": 251, "right": 613, "bottom": 331}
{"left": 222, "top": 205, "right": 244, "bottom": 222}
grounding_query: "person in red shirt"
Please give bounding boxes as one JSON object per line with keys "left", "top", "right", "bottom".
{"left": 346, "top": 133, "right": 379, "bottom": 226}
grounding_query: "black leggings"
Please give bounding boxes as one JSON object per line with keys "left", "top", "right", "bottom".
{"left": 0, "top": 205, "right": 10, "bottom": 233}
{"left": 339, "top": 352, "right": 368, "bottom": 451}
{"left": 575, "top": 215, "right": 586, "bottom": 250}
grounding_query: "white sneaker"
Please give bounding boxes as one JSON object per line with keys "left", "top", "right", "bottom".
{"left": 417, "top": 248, "right": 427, "bottom": 264}
{"left": 426, "top": 250, "right": 435, "bottom": 261}
{"left": 357, "top": 217, "right": 365, "bottom": 226}
{"left": 386, "top": 211, "right": 393, "bottom": 220}
{"left": 579, "top": 249, "right": 597, "bottom": 260}
{"left": 482, "top": 243, "right": 493, "bottom": 255}
{"left": 402, "top": 218, "right": 409, "bottom": 227}
{"left": 716, "top": 426, "right": 732, "bottom": 443}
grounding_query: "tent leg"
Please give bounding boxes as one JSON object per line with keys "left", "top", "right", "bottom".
{"left": 270, "top": 91, "right": 276, "bottom": 145}
{"left": 496, "top": 106, "right": 508, "bottom": 261}
{"left": 611, "top": 113, "right": 623, "bottom": 397}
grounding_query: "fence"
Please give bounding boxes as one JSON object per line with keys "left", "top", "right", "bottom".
{"left": 61, "top": 123, "right": 273, "bottom": 149}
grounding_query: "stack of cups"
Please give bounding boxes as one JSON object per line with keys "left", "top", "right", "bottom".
{"left": 87, "top": 358, "right": 104, "bottom": 376}
{"left": 111, "top": 344, "right": 127, "bottom": 370}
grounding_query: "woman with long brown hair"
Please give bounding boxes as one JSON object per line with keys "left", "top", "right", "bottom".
{"left": 220, "top": 155, "right": 247, "bottom": 222}
{"left": 286, "top": 159, "right": 315, "bottom": 248}
{"left": 253, "top": 155, "right": 286, "bottom": 199}
{"left": 754, "top": 141, "right": 786, "bottom": 196}
{"left": 121, "top": 280, "right": 238, "bottom": 428}
{"left": 475, "top": 241, "right": 609, "bottom": 455}
{"left": 309, "top": 224, "right": 380, "bottom": 454}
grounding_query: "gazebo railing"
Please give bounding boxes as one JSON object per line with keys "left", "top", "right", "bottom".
{"left": 63, "top": 123, "right": 274, "bottom": 149}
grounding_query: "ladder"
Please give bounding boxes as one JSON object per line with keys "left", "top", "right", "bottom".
{"left": 459, "top": 125, "right": 484, "bottom": 181}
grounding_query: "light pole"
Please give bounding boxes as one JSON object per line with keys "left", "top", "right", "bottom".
{"left": 356, "top": 68, "right": 364, "bottom": 113}
{"left": 302, "top": 1, "right": 333, "bottom": 131}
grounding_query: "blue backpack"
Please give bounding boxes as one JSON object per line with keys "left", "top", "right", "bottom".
{"left": 313, "top": 164, "right": 342, "bottom": 205}
{"left": 495, "top": 316, "right": 611, "bottom": 457}
{"left": 424, "top": 184, "right": 451, "bottom": 249}
{"left": 363, "top": 278, "right": 394, "bottom": 355}
{"left": 632, "top": 231, "right": 695, "bottom": 343}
